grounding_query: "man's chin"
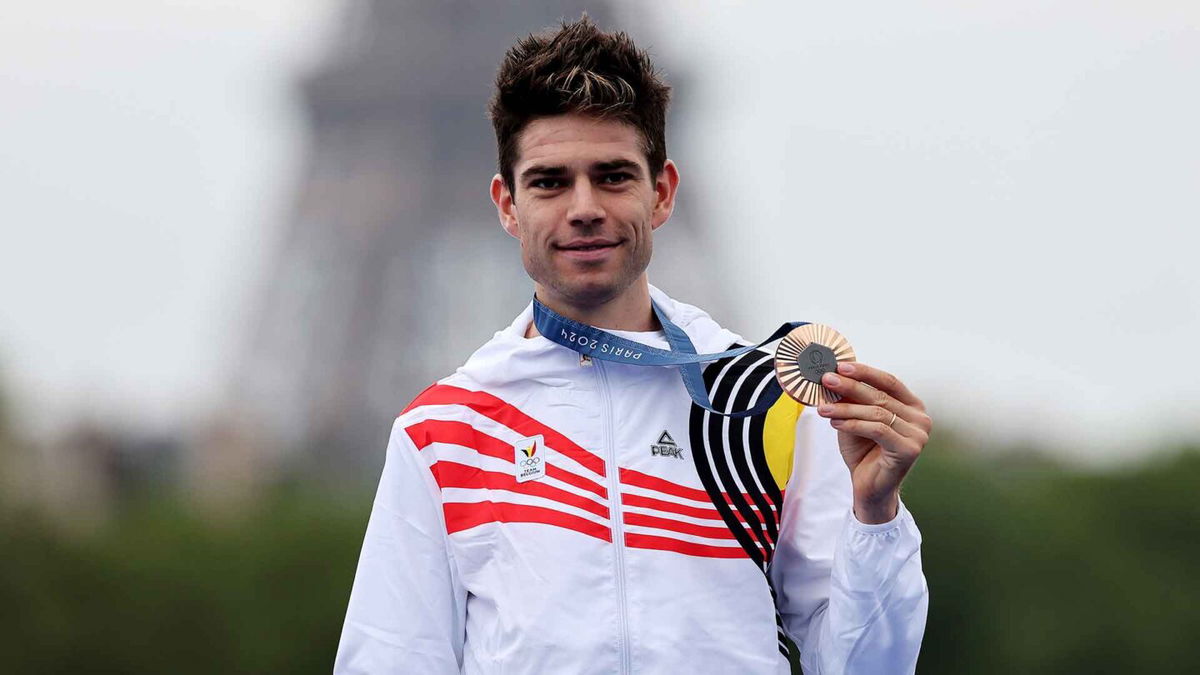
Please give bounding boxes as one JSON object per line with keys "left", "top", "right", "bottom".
{"left": 546, "top": 278, "right": 626, "bottom": 308}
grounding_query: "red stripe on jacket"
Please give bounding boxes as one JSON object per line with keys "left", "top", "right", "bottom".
{"left": 443, "top": 501, "right": 611, "bottom": 542}
{"left": 430, "top": 460, "right": 608, "bottom": 520}
{"left": 405, "top": 418, "right": 607, "bottom": 500}
{"left": 623, "top": 533, "right": 746, "bottom": 559}
{"left": 405, "top": 384, "right": 606, "bottom": 478}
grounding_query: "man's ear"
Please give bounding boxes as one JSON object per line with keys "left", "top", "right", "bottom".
{"left": 650, "top": 159, "right": 680, "bottom": 231}
{"left": 491, "top": 174, "right": 520, "bottom": 239}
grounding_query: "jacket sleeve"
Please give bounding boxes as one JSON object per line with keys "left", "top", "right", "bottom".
{"left": 334, "top": 417, "right": 467, "bottom": 673}
{"left": 768, "top": 407, "right": 928, "bottom": 674}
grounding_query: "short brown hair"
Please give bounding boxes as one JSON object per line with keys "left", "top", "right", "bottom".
{"left": 489, "top": 16, "right": 672, "bottom": 191}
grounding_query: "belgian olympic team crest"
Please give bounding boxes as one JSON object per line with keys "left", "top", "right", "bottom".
{"left": 773, "top": 324, "right": 856, "bottom": 406}
{"left": 513, "top": 435, "right": 547, "bottom": 483}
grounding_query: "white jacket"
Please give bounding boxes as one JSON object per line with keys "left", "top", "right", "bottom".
{"left": 335, "top": 287, "right": 928, "bottom": 674}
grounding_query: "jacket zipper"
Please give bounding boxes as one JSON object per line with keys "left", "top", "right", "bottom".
{"left": 595, "top": 360, "right": 631, "bottom": 674}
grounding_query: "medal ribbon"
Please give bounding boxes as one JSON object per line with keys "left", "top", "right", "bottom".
{"left": 532, "top": 295, "right": 809, "bottom": 418}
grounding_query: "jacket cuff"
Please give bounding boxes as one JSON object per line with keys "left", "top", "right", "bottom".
{"left": 847, "top": 498, "right": 911, "bottom": 534}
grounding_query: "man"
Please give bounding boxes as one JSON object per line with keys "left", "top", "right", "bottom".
{"left": 336, "top": 17, "right": 930, "bottom": 674}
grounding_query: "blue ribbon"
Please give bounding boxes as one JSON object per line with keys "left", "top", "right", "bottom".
{"left": 532, "top": 295, "right": 809, "bottom": 418}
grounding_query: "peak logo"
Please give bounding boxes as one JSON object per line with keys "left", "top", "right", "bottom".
{"left": 513, "top": 435, "right": 547, "bottom": 483}
{"left": 650, "top": 430, "right": 684, "bottom": 460}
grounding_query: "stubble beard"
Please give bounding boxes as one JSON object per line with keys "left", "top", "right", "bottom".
{"left": 526, "top": 236, "right": 652, "bottom": 311}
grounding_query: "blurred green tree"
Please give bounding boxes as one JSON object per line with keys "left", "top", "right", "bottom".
{"left": 906, "top": 436, "right": 1200, "bottom": 674}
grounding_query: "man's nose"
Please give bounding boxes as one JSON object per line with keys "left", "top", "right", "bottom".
{"left": 567, "top": 181, "right": 605, "bottom": 227}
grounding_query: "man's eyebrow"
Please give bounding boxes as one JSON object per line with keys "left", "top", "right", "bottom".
{"left": 594, "top": 159, "right": 642, "bottom": 174}
{"left": 519, "top": 165, "right": 566, "bottom": 180}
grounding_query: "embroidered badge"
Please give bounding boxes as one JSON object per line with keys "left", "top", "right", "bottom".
{"left": 513, "top": 435, "right": 547, "bottom": 483}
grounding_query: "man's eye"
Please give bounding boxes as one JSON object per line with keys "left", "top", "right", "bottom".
{"left": 601, "top": 173, "right": 632, "bottom": 185}
{"left": 530, "top": 178, "right": 564, "bottom": 190}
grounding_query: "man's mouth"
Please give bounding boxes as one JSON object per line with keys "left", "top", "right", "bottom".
{"left": 554, "top": 239, "right": 623, "bottom": 261}
{"left": 562, "top": 243, "right": 617, "bottom": 251}
{"left": 556, "top": 239, "right": 622, "bottom": 251}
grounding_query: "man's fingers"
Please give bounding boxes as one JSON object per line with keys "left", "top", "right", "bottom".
{"left": 817, "top": 402, "right": 930, "bottom": 443}
{"left": 828, "top": 418, "right": 922, "bottom": 459}
{"left": 833, "top": 362, "right": 924, "bottom": 409}
{"left": 821, "top": 369, "right": 933, "bottom": 433}
{"left": 822, "top": 371, "right": 892, "bottom": 408}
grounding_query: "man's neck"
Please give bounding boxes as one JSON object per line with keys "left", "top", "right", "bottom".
{"left": 525, "top": 279, "right": 659, "bottom": 338}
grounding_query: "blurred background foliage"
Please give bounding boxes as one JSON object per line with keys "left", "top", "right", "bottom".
{"left": 3, "top": 403, "right": 1197, "bottom": 673}
{"left": 905, "top": 439, "right": 1200, "bottom": 674}
{"left": 0, "top": 484, "right": 369, "bottom": 673}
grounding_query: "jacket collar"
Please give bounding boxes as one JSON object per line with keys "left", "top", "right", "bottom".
{"left": 497, "top": 284, "right": 738, "bottom": 354}
{"left": 451, "top": 282, "right": 739, "bottom": 386}
{"left": 452, "top": 284, "right": 743, "bottom": 389}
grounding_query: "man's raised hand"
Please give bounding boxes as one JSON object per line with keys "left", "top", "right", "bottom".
{"left": 815, "top": 362, "right": 932, "bottom": 524}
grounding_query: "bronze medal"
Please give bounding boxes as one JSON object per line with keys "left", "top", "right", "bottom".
{"left": 774, "top": 324, "right": 856, "bottom": 406}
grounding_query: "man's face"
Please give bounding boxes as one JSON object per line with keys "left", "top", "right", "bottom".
{"left": 491, "top": 114, "right": 678, "bottom": 308}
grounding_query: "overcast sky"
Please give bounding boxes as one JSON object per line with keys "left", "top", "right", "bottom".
{"left": 2, "top": 1, "right": 1197, "bottom": 465}
{"left": 0, "top": 0, "right": 333, "bottom": 438}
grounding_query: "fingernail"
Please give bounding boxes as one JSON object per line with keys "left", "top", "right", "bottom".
{"left": 838, "top": 362, "right": 855, "bottom": 375}
{"left": 831, "top": 419, "right": 844, "bottom": 427}
{"left": 823, "top": 373, "right": 841, "bottom": 387}
{"left": 818, "top": 405, "right": 832, "bottom": 415}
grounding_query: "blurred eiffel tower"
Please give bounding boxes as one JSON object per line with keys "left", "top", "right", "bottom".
{"left": 206, "top": 0, "right": 728, "bottom": 488}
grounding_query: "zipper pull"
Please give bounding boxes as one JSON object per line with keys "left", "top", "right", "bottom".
{"left": 580, "top": 354, "right": 593, "bottom": 367}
